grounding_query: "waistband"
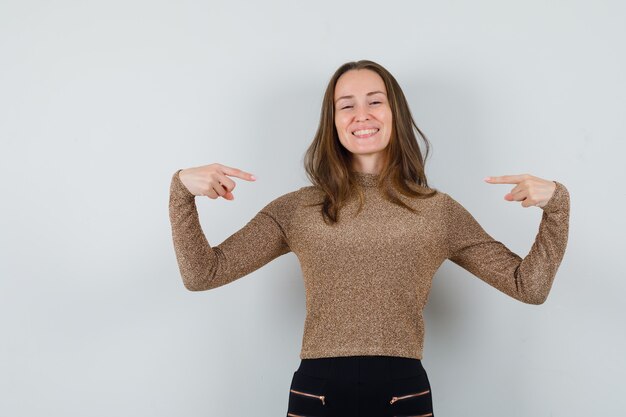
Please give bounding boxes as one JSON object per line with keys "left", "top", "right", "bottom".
{"left": 295, "top": 355, "right": 426, "bottom": 383}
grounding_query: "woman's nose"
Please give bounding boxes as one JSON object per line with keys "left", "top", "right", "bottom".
{"left": 355, "top": 105, "right": 370, "bottom": 121}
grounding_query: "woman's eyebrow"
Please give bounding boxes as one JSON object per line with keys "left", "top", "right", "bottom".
{"left": 335, "top": 90, "right": 386, "bottom": 104}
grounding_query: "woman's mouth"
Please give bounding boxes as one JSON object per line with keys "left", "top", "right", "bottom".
{"left": 352, "top": 128, "right": 379, "bottom": 138}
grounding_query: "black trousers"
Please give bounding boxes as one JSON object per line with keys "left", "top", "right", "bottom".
{"left": 286, "top": 355, "right": 434, "bottom": 417}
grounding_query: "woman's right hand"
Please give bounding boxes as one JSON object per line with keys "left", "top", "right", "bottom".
{"left": 178, "top": 163, "right": 257, "bottom": 200}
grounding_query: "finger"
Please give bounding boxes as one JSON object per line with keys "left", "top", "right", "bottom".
{"left": 484, "top": 174, "right": 529, "bottom": 184}
{"left": 210, "top": 182, "right": 230, "bottom": 197}
{"left": 204, "top": 188, "right": 219, "bottom": 199}
{"left": 494, "top": 181, "right": 522, "bottom": 202}
{"left": 220, "top": 164, "right": 257, "bottom": 181}
{"left": 213, "top": 176, "right": 238, "bottom": 201}
{"left": 204, "top": 188, "right": 233, "bottom": 201}
{"left": 505, "top": 187, "right": 527, "bottom": 202}
{"left": 216, "top": 173, "right": 237, "bottom": 195}
{"left": 508, "top": 188, "right": 538, "bottom": 208}
{"left": 521, "top": 196, "right": 535, "bottom": 208}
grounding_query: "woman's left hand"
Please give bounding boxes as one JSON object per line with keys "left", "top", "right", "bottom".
{"left": 483, "top": 174, "right": 557, "bottom": 208}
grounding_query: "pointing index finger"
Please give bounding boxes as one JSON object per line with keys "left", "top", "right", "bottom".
{"left": 484, "top": 174, "right": 525, "bottom": 184}
{"left": 221, "top": 165, "right": 257, "bottom": 181}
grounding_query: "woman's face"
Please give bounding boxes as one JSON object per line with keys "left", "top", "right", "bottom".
{"left": 334, "top": 69, "right": 393, "bottom": 167}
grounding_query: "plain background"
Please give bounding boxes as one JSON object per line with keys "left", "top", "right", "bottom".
{"left": 1, "top": 0, "right": 624, "bottom": 416}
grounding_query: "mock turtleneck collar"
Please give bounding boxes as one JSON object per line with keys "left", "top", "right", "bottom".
{"left": 352, "top": 171, "right": 381, "bottom": 187}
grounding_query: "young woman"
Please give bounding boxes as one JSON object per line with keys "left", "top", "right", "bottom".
{"left": 168, "top": 60, "right": 570, "bottom": 417}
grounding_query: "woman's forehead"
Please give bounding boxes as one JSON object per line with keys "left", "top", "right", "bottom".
{"left": 335, "top": 70, "right": 387, "bottom": 99}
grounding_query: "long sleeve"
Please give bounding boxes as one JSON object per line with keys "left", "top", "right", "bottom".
{"left": 443, "top": 181, "right": 570, "bottom": 304}
{"left": 168, "top": 169, "right": 293, "bottom": 291}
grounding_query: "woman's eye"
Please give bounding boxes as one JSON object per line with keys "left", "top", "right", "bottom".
{"left": 339, "top": 102, "right": 379, "bottom": 110}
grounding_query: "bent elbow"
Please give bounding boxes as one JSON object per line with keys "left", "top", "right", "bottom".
{"left": 515, "top": 270, "right": 555, "bottom": 305}
{"left": 521, "top": 291, "right": 548, "bottom": 305}
{"left": 526, "top": 297, "right": 547, "bottom": 305}
{"left": 184, "top": 283, "right": 201, "bottom": 292}
{"left": 182, "top": 277, "right": 210, "bottom": 292}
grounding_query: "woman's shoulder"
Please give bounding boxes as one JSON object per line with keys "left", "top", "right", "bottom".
{"left": 417, "top": 183, "right": 461, "bottom": 204}
{"left": 399, "top": 183, "right": 449, "bottom": 205}
{"left": 258, "top": 184, "right": 321, "bottom": 216}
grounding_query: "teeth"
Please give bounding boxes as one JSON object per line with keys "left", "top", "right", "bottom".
{"left": 353, "top": 128, "right": 379, "bottom": 136}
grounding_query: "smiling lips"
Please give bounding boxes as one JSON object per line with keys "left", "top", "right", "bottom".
{"left": 352, "top": 128, "right": 379, "bottom": 138}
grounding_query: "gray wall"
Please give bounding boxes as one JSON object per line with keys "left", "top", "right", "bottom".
{"left": 1, "top": 1, "right": 624, "bottom": 416}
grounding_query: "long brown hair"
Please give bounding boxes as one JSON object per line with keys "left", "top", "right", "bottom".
{"left": 303, "top": 59, "right": 438, "bottom": 224}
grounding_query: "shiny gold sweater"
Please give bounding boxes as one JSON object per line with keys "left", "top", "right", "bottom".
{"left": 169, "top": 169, "right": 570, "bottom": 359}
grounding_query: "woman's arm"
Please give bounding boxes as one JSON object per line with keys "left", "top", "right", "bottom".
{"left": 168, "top": 169, "right": 293, "bottom": 291}
{"left": 443, "top": 181, "right": 570, "bottom": 304}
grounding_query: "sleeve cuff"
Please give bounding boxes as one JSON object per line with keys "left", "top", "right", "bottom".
{"left": 171, "top": 169, "right": 196, "bottom": 201}
{"left": 541, "top": 180, "right": 569, "bottom": 213}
